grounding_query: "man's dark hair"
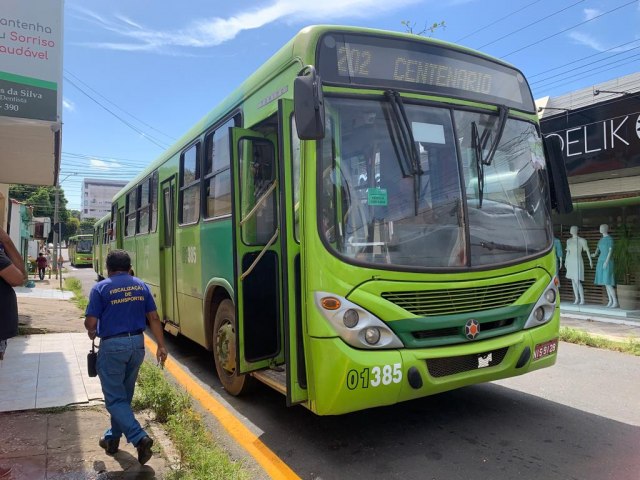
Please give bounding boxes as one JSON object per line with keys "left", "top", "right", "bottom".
{"left": 106, "top": 249, "right": 131, "bottom": 273}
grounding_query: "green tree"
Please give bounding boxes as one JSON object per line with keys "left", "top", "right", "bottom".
{"left": 401, "top": 20, "right": 446, "bottom": 36}
{"left": 79, "top": 217, "right": 97, "bottom": 234}
{"left": 10, "top": 184, "right": 72, "bottom": 239}
{"left": 67, "top": 217, "right": 80, "bottom": 237}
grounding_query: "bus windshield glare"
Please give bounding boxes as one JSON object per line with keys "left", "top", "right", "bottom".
{"left": 319, "top": 96, "right": 552, "bottom": 269}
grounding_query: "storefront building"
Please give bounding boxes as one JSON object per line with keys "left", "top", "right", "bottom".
{"left": 538, "top": 72, "right": 640, "bottom": 319}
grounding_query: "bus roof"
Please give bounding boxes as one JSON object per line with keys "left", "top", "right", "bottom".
{"left": 113, "top": 24, "right": 524, "bottom": 201}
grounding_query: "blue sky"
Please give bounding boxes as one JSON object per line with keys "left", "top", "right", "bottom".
{"left": 60, "top": 0, "right": 640, "bottom": 210}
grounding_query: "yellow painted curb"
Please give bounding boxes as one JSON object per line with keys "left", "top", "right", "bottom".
{"left": 144, "top": 335, "right": 300, "bottom": 480}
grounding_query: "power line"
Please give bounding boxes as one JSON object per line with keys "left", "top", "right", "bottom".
{"left": 532, "top": 53, "right": 640, "bottom": 93}
{"left": 528, "top": 37, "right": 640, "bottom": 79}
{"left": 476, "top": 0, "right": 585, "bottom": 50}
{"left": 64, "top": 69, "right": 177, "bottom": 143}
{"left": 501, "top": 0, "right": 637, "bottom": 58}
{"left": 62, "top": 151, "right": 151, "bottom": 165}
{"left": 530, "top": 46, "right": 640, "bottom": 87}
{"left": 64, "top": 75, "right": 170, "bottom": 150}
{"left": 455, "top": 0, "right": 547, "bottom": 43}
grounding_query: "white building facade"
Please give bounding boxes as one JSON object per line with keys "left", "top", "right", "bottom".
{"left": 82, "top": 179, "right": 127, "bottom": 220}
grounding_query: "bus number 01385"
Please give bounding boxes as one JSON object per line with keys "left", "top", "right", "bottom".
{"left": 346, "top": 363, "right": 402, "bottom": 390}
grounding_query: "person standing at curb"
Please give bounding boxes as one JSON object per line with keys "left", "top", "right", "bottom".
{"left": 84, "top": 249, "right": 168, "bottom": 465}
{"left": 0, "top": 226, "right": 27, "bottom": 361}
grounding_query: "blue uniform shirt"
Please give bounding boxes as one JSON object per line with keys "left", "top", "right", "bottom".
{"left": 85, "top": 272, "right": 157, "bottom": 338}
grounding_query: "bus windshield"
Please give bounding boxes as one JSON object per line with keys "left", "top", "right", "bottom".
{"left": 319, "top": 96, "right": 552, "bottom": 269}
{"left": 77, "top": 240, "right": 93, "bottom": 253}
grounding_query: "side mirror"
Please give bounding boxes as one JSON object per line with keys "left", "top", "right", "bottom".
{"left": 294, "top": 66, "right": 325, "bottom": 140}
{"left": 543, "top": 135, "right": 573, "bottom": 214}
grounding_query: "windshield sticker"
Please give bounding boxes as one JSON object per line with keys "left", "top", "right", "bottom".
{"left": 412, "top": 122, "right": 446, "bottom": 144}
{"left": 367, "top": 188, "right": 388, "bottom": 206}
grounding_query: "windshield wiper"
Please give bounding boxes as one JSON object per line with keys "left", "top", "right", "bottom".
{"left": 472, "top": 121, "right": 486, "bottom": 208}
{"left": 384, "top": 90, "right": 422, "bottom": 216}
{"left": 473, "top": 240, "right": 528, "bottom": 253}
{"left": 471, "top": 105, "right": 509, "bottom": 209}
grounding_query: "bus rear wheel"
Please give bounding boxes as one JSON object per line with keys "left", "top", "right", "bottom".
{"left": 213, "top": 299, "right": 250, "bottom": 396}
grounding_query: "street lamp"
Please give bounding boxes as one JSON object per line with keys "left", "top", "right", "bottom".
{"left": 53, "top": 172, "right": 76, "bottom": 289}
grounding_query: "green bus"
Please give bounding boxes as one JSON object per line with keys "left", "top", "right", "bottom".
{"left": 98, "top": 25, "right": 572, "bottom": 415}
{"left": 93, "top": 214, "right": 111, "bottom": 279}
{"left": 68, "top": 234, "right": 94, "bottom": 267}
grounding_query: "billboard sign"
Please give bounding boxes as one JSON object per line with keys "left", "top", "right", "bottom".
{"left": 540, "top": 96, "right": 640, "bottom": 179}
{"left": 0, "top": 0, "right": 63, "bottom": 123}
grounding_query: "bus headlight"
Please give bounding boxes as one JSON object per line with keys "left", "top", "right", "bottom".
{"left": 315, "top": 292, "right": 404, "bottom": 349}
{"left": 343, "top": 309, "right": 359, "bottom": 328}
{"left": 524, "top": 278, "right": 558, "bottom": 329}
{"left": 364, "top": 327, "right": 381, "bottom": 345}
{"left": 544, "top": 288, "right": 556, "bottom": 304}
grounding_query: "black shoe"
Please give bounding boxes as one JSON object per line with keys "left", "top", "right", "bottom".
{"left": 99, "top": 436, "right": 120, "bottom": 455}
{"left": 136, "top": 436, "right": 153, "bottom": 465}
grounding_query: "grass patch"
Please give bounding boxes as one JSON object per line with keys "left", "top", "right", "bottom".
{"left": 18, "top": 326, "right": 49, "bottom": 335}
{"left": 560, "top": 326, "right": 640, "bottom": 356}
{"left": 64, "top": 277, "right": 88, "bottom": 311}
{"left": 133, "top": 361, "right": 250, "bottom": 480}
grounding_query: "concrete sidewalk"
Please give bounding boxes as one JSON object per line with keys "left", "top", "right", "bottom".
{"left": 0, "top": 333, "right": 102, "bottom": 412}
{"left": 0, "top": 283, "right": 172, "bottom": 479}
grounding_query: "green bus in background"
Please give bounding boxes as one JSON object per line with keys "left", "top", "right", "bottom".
{"left": 93, "top": 214, "right": 110, "bottom": 279}
{"left": 68, "top": 234, "right": 94, "bottom": 267}
{"left": 96, "top": 25, "right": 572, "bottom": 415}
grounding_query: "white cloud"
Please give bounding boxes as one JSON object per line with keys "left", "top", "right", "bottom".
{"left": 568, "top": 31, "right": 638, "bottom": 52}
{"left": 90, "top": 159, "right": 123, "bottom": 171}
{"left": 70, "top": 0, "right": 420, "bottom": 54}
{"left": 568, "top": 32, "right": 606, "bottom": 51}
{"left": 63, "top": 98, "right": 75, "bottom": 111}
{"left": 583, "top": 8, "right": 602, "bottom": 21}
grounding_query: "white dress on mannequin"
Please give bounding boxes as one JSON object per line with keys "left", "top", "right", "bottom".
{"left": 565, "top": 226, "right": 592, "bottom": 305}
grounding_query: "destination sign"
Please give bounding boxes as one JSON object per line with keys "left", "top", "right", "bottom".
{"left": 318, "top": 33, "right": 535, "bottom": 112}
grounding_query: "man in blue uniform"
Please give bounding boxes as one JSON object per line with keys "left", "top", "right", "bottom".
{"left": 85, "top": 249, "right": 168, "bottom": 465}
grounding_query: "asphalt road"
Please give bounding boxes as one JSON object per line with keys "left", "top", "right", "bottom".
{"left": 66, "top": 260, "right": 99, "bottom": 298}
{"left": 68, "top": 266, "right": 640, "bottom": 479}
{"left": 161, "top": 331, "right": 640, "bottom": 480}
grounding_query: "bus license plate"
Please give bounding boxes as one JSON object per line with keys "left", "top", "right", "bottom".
{"left": 534, "top": 339, "right": 558, "bottom": 360}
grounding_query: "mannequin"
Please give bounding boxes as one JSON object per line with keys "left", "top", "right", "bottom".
{"left": 553, "top": 237, "right": 563, "bottom": 273}
{"left": 592, "top": 224, "right": 618, "bottom": 308}
{"left": 565, "top": 226, "right": 592, "bottom": 305}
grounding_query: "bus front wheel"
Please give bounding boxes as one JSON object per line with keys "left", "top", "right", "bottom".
{"left": 213, "top": 299, "right": 250, "bottom": 396}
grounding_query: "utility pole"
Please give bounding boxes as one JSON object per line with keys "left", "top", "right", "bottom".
{"left": 53, "top": 173, "right": 75, "bottom": 289}
{"left": 53, "top": 181, "right": 59, "bottom": 286}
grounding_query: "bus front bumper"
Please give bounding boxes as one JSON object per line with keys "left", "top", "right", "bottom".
{"left": 307, "top": 322, "right": 558, "bottom": 415}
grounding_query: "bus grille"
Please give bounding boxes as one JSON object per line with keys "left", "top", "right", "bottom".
{"left": 426, "top": 347, "right": 508, "bottom": 378}
{"left": 381, "top": 279, "right": 534, "bottom": 316}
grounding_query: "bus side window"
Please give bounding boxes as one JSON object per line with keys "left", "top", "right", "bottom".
{"left": 204, "top": 118, "right": 234, "bottom": 219}
{"left": 239, "top": 138, "right": 276, "bottom": 245}
{"left": 180, "top": 142, "right": 201, "bottom": 224}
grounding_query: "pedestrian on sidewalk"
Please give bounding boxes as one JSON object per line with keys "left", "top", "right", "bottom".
{"left": 84, "top": 249, "right": 168, "bottom": 465}
{"left": 0, "top": 226, "right": 27, "bottom": 361}
{"left": 36, "top": 252, "right": 48, "bottom": 280}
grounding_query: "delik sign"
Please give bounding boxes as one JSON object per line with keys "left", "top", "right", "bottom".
{"left": 0, "top": 0, "right": 63, "bottom": 123}
{"left": 540, "top": 96, "right": 640, "bottom": 178}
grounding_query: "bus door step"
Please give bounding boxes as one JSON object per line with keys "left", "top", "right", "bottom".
{"left": 163, "top": 321, "right": 180, "bottom": 336}
{"left": 252, "top": 368, "right": 287, "bottom": 395}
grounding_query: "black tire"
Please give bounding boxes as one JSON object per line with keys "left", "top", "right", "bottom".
{"left": 213, "top": 299, "right": 251, "bottom": 396}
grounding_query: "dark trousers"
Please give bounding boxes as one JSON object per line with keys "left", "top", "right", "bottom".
{"left": 38, "top": 267, "right": 46, "bottom": 280}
